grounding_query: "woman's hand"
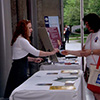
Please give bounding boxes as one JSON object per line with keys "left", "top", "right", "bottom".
{"left": 34, "top": 58, "right": 43, "bottom": 63}
{"left": 61, "top": 50, "right": 68, "bottom": 55}
{"left": 52, "top": 48, "right": 59, "bottom": 54}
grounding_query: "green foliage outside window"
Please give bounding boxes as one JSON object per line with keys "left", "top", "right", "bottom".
{"left": 75, "top": 27, "right": 90, "bottom": 34}
{"left": 64, "top": 0, "right": 100, "bottom": 26}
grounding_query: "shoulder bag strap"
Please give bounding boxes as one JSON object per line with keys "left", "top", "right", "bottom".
{"left": 96, "top": 56, "right": 100, "bottom": 69}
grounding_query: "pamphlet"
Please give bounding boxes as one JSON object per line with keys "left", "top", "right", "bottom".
{"left": 54, "top": 76, "right": 78, "bottom": 82}
{"left": 47, "top": 72, "right": 58, "bottom": 75}
{"left": 61, "top": 70, "right": 79, "bottom": 74}
{"left": 65, "top": 81, "right": 75, "bottom": 86}
{"left": 37, "top": 83, "right": 52, "bottom": 86}
{"left": 49, "top": 85, "right": 76, "bottom": 90}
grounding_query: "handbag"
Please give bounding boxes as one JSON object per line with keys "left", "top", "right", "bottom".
{"left": 87, "top": 56, "right": 100, "bottom": 93}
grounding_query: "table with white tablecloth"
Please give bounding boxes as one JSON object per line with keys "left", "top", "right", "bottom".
{"left": 40, "top": 57, "right": 82, "bottom": 70}
{"left": 10, "top": 70, "right": 86, "bottom": 100}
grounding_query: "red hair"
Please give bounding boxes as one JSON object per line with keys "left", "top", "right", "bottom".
{"left": 11, "top": 20, "right": 31, "bottom": 46}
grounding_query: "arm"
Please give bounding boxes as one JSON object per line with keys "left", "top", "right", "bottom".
{"left": 89, "top": 49, "right": 100, "bottom": 56}
{"left": 61, "top": 49, "right": 100, "bottom": 57}
{"left": 20, "top": 38, "right": 59, "bottom": 57}
{"left": 39, "top": 48, "right": 59, "bottom": 57}
{"left": 28, "top": 57, "right": 43, "bottom": 63}
{"left": 81, "top": 43, "right": 100, "bottom": 56}
{"left": 61, "top": 50, "right": 84, "bottom": 57}
{"left": 28, "top": 57, "right": 36, "bottom": 62}
{"left": 61, "top": 48, "right": 90, "bottom": 57}
{"left": 20, "top": 38, "right": 40, "bottom": 56}
{"left": 61, "top": 44, "right": 90, "bottom": 57}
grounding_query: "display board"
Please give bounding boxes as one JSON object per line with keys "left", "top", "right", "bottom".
{"left": 44, "top": 16, "right": 61, "bottom": 36}
{"left": 46, "top": 27, "right": 62, "bottom": 48}
{"left": 38, "top": 27, "right": 58, "bottom": 62}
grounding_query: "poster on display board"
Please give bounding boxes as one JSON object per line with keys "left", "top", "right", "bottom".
{"left": 38, "top": 27, "right": 58, "bottom": 62}
{"left": 44, "top": 16, "right": 61, "bottom": 36}
{"left": 46, "top": 27, "right": 62, "bottom": 49}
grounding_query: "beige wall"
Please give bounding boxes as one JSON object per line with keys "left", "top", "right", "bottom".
{"left": 37, "top": 0, "right": 63, "bottom": 49}
{"left": 37, "top": 0, "right": 62, "bottom": 27}
{"left": 43, "top": 0, "right": 61, "bottom": 16}
{"left": 11, "top": 0, "right": 28, "bottom": 33}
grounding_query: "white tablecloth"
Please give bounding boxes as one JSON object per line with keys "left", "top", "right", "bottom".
{"left": 40, "top": 64, "right": 81, "bottom": 70}
{"left": 10, "top": 70, "right": 86, "bottom": 100}
{"left": 40, "top": 57, "right": 82, "bottom": 70}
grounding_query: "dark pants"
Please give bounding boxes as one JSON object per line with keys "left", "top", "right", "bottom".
{"left": 65, "top": 35, "right": 69, "bottom": 43}
{"left": 4, "top": 56, "right": 28, "bottom": 98}
{"left": 64, "top": 31, "right": 70, "bottom": 43}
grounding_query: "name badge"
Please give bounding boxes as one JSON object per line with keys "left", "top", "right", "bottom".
{"left": 95, "top": 37, "right": 98, "bottom": 42}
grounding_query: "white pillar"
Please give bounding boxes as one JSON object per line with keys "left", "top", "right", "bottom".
{"left": 80, "top": 0, "right": 84, "bottom": 71}
{"left": 80, "top": 0, "right": 84, "bottom": 48}
{"left": 60, "top": 0, "right": 64, "bottom": 40}
{"left": 0, "top": 0, "right": 12, "bottom": 97}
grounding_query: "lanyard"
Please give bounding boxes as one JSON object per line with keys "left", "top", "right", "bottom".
{"left": 90, "top": 34, "right": 96, "bottom": 64}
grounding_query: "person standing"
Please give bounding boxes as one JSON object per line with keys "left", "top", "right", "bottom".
{"left": 4, "top": 20, "right": 59, "bottom": 98}
{"left": 61, "top": 13, "right": 100, "bottom": 100}
{"left": 63, "top": 25, "right": 70, "bottom": 43}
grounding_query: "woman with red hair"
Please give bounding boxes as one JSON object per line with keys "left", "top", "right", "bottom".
{"left": 4, "top": 20, "right": 59, "bottom": 98}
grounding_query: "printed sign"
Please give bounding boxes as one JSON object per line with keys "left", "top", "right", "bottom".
{"left": 44, "top": 16, "right": 61, "bottom": 36}
{"left": 44, "top": 16, "right": 49, "bottom": 27}
{"left": 96, "top": 74, "right": 100, "bottom": 84}
{"left": 46, "top": 27, "right": 62, "bottom": 48}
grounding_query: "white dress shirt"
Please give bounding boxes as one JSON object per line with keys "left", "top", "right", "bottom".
{"left": 85, "top": 30, "right": 100, "bottom": 68}
{"left": 12, "top": 36, "right": 40, "bottom": 59}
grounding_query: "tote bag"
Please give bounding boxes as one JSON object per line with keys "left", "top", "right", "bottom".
{"left": 87, "top": 56, "right": 100, "bottom": 93}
